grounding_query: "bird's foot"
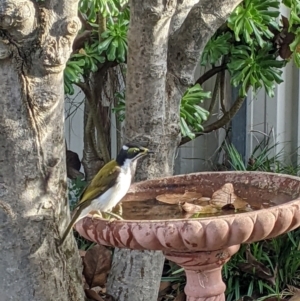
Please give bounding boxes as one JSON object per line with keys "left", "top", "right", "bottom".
{"left": 107, "top": 218, "right": 117, "bottom": 224}
{"left": 103, "top": 211, "right": 123, "bottom": 220}
{"left": 91, "top": 210, "right": 103, "bottom": 220}
{"left": 112, "top": 203, "right": 123, "bottom": 216}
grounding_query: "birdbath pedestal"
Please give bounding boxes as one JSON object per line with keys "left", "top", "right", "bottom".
{"left": 75, "top": 172, "right": 300, "bottom": 301}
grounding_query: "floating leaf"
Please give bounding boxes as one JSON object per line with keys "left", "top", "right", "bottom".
{"left": 156, "top": 191, "right": 203, "bottom": 205}
{"left": 180, "top": 202, "right": 218, "bottom": 215}
{"left": 211, "top": 183, "right": 235, "bottom": 207}
{"left": 233, "top": 197, "right": 249, "bottom": 210}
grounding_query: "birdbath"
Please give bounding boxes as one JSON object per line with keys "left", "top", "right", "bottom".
{"left": 75, "top": 171, "right": 300, "bottom": 301}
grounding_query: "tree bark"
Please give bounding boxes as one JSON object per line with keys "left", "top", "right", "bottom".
{"left": 0, "top": 1, "right": 84, "bottom": 300}
{"left": 81, "top": 64, "right": 124, "bottom": 181}
{"left": 107, "top": 0, "right": 243, "bottom": 301}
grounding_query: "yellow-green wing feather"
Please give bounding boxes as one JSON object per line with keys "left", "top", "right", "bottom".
{"left": 76, "top": 160, "right": 121, "bottom": 207}
{"left": 59, "top": 160, "right": 121, "bottom": 246}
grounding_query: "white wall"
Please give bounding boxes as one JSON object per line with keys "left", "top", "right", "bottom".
{"left": 65, "top": 86, "right": 85, "bottom": 160}
{"left": 246, "top": 62, "right": 300, "bottom": 166}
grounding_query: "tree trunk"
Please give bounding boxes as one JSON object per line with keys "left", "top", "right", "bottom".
{"left": 107, "top": 0, "right": 243, "bottom": 300}
{"left": 82, "top": 64, "right": 124, "bottom": 180}
{"left": 0, "top": 1, "right": 84, "bottom": 300}
{"left": 82, "top": 99, "right": 105, "bottom": 181}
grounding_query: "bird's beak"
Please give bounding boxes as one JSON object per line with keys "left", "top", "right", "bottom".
{"left": 141, "top": 148, "right": 154, "bottom": 155}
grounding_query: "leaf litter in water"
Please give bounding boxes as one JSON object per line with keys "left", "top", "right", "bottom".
{"left": 156, "top": 183, "right": 251, "bottom": 217}
{"left": 156, "top": 191, "right": 204, "bottom": 205}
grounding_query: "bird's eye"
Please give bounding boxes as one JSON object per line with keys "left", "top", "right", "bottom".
{"left": 129, "top": 148, "right": 140, "bottom": 154}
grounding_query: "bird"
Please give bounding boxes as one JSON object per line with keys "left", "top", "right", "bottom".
{"left": 59, "top": 143, "right": 153, "bottom": 246}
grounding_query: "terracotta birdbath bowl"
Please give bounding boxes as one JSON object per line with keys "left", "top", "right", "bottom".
{"left": 75, "top": 171, "right": 300, "bottom": 301}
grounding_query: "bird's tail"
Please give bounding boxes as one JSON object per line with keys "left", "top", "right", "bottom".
{"left": 58, "top": 208, "right": 81, "bottom": 246}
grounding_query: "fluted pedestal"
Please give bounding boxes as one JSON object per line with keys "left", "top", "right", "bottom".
{"left": 164, "top": 245, "right": 240, "bottom": 301}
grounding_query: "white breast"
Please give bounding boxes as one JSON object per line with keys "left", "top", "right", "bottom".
{"left": 91, "top": 159, "right": 133, "bottom": 212}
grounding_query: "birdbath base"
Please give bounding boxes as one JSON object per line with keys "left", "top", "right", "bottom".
{"left": 164, "top": 245, "right": 240, "bottom": 301}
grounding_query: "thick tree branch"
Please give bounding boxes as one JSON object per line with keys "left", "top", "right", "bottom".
{"left": 123, "top": 1, "right": 178, "bottom": 178}
{"left": 168, "top": 0, "right": 242, "bottom": 85}
{"left": 107, "top": 2, "right": 180, "bottom": 301}
{"left": 220, "top": 68, "right": 226, "bottom": 113}
{"left": 208, "top": 72, "right": 221, "bottom": 114}
{"left": 72, "top": 30, "right": 92, "bottom": 51}
{"left": 82, "top": 102, "right": 105, "bottom": 181}
{"left": 78, "top": 11, "right": 93, "bottom": 30}
{"left": 75, "top": 81, "right": 111, "bottom": 163}
{"left": 196, "top": 64, "right": 227, "bottom": 85}
{"left": 203, "top": 92, "right": 247, "bottom": 133}
{"left": 98, "top": 14, "right": 107, "bottom": 41}
{"left": 46, "top": 0, "right": 81, "bottom": 20}
{"left": 85, "top": 109, "right": 101, "bottom": 159}
{"left": 169, "top": 1, "right": 198, "bottom": 35}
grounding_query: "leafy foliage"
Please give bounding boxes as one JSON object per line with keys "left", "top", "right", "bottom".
{"left": 201, "top": 32, "right": 232, "bottom": 66}
{"left": 63, "top": 0, "right": 300, "bottom": 139}
{"left": 98, "top": 16, "right": 129, "bottom": 62}
{"left": 180, "top": 84, "right": 211, "bottom": 139}
{"left": 64, "top": 60, "right": 85, "bottom": 95}
{"left": 113, "top": 85, "right": 211, "bottom": 139}
{"left": 228, "top": 44, "right": 285, "bottom": 97}
{"left": 283, "top": 0, "right": 300, "bottom": 67}
{"left": 225, "top": 138, "right": 300, "bottom": 174}
{"left": 73, "top": 43, "right": 106, "bottom": 73}
{"left": 64, "top": 0, "right": 129, "bottom": 94}
{"left": 112, "top": 91, "right": 126, "bottom": 121}
{"left": 79, "top": 0, "right": 126, "bottom": 20}
{"left": 64, "top": 43, "right": 105, "bottom": 94}
{"left": 201, "top": 0, "right": 300, "bottom": 98}
{"left": 227, "top": 0, "right": 280, "bottom": 48}
{"left": 224, "top": 141, "right": 300, "bottom": 300}
{"left": 224, "top": 229, "right": 300, "bottom": 301}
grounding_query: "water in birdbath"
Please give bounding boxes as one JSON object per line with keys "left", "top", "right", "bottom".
{"left": 121, "top": 183, "right": 295, "bottom": 220}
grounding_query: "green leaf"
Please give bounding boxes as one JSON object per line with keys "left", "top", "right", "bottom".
{"left": 201, "top": 32, "right": 232, "bottom": 65}
{"left": 294, "top": 53, "right": 300, "bottom": 68}
{"left": 107, "top": 44, "right": 117, "bottom": 61}
{"left": 179, "top": 84, "right": 211, "bottom": 139}
{"left": 92, "top": 54, "right": 106, "bottom": 64}
{"left": 98, "top": 36, "right": 114, "bottom": 53}
{"left": 227, "top": 0, "right": 280, "bottom": 47}
{"left": 228, "top": 43, "right": 284, "bottom": 97}
{"left": 116, "top": 38, "right": 127, "bottom": 62}
{"left": 87, "top": 0, "right": 96, "bottom": 22}
{"left": 180, "top": 117, "right": 195, "bottom": 139}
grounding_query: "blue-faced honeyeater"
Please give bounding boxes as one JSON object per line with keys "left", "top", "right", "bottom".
{"left": 59, "top": 144, "right": 152, "bottom": 245}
